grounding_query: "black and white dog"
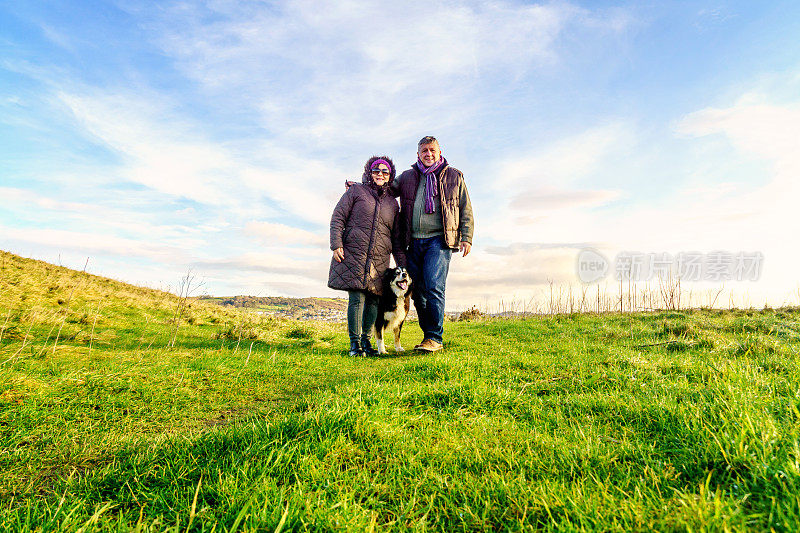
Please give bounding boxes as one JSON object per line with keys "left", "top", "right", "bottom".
{"left": 374, "top": 267, "right": 412, "bottom": 354}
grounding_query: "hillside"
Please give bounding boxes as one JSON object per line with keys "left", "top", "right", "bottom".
{"left": 200, "top": 295, "right": 348, "bottom": 320}
{"left": 2, "top": 249, "right": 800, "bottom": 531}
{"left": 0, "top": 249, "right": 231, "bottom": 342}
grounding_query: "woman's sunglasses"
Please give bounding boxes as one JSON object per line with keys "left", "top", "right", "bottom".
{"left": 371, "top": 169, "right": 390, "bottom": 176}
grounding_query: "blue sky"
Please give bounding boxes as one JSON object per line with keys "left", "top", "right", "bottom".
{"left": 2, "top": 1, "right": 799, "bottom": 309}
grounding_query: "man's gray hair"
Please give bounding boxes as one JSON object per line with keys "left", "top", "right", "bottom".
{"left": 417, "top": 136, "right": 439, "bottom": 148}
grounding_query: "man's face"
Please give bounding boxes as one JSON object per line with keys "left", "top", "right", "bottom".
{"left": 417, "top": 142, "right": 441, "bottom": 167}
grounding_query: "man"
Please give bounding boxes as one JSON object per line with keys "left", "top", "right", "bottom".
{"left": 393, "top": 136, "right": 474, "bottom": 352}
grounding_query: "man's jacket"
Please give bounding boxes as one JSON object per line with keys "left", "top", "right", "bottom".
{"left": 393, "top": 163, "right": 474, "bottom": 250}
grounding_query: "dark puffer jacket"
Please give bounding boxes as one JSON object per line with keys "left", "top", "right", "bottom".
{"left": 328, "top": 156, "right": 406, "bottom": 296}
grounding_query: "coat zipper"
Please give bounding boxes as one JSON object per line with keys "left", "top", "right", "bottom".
{"left": 363, "top": 190, "right": 380, "bottom": 288}
{"left": 437, "top": 164, "right": 450, "bottom": 212}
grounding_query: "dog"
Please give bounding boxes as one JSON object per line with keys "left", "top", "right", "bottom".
{"left": 374, "top": 267, "right": 412, "bottom": 354}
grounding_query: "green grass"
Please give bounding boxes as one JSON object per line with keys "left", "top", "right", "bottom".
{"left": 2, "top": 250, "right": 800, "bottom": 531}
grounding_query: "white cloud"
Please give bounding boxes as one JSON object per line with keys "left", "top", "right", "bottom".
{"left": 191, "top": 250, "right": 328, "bottom": 288}
{"left": 2, "top": 186, "right": 93, "bottom": 213}
{"left": 676, "top": 95, "right": 800, "bottom": 183}
{"left": 476, "top": 122, "right": 630, "bottom": 244}
{"left": 460, "top": 89, "right": 800, "bottom": 308}
{"left": 672, "top": 96, "right": 800, "bottom": 242}
{"left": 493, "top": 123, "right": 629, "bottom": 189}
{"left": 0, "top": 186, "right": 214, "bottom": 251}
{"left": 58, "top": 91, "right": 248, "bottom": 207}
{"left": 0, "top": 225, "right": 189, "bottom": 262}
{"left": 445, "top": 245, "right": 579, "bottom": 308}
{"left": 510, "top": 188, "right": 621, "bottom": 210}
{"left": 669, "top": 95, "right": 800, "bottom": 299}
{"left": 141, "top": 1, "right": 629, "bottom": 149}
{"left": 56, "top": 90, "right": 337, "bottom": 225}
{"left": 244, "top": 221, "right": 327, "bottom": 248}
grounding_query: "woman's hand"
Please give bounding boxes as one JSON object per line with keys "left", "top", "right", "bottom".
{"left": 332, "top": 247, "right": 344, "bottom": 263}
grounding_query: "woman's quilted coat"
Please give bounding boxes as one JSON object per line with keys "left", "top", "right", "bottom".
{"left": 328, "top": 156, "right": 406, "bottom": 296}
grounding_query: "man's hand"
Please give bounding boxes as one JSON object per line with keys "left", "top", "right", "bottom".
{"left": 459, "top": 242, "right": 471, "bottom": 257}
{"left": 332, "top": 247, "right": 344, "bottom": 263}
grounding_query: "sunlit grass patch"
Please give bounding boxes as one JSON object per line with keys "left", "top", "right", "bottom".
{"left": 2, "top": 250, "right": 800, "bottom": 531}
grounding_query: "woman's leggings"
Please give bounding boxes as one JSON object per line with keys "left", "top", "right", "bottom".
{"left": 347, "top": 290, "right": 379, "bottom": 343}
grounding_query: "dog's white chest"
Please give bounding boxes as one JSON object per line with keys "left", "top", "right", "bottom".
{"left": 383, "top": 299, "right": 407, "bottom": 329}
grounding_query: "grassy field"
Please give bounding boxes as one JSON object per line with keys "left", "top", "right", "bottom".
{"left": 1, "top": 249, "right": 799, "bottom": 531}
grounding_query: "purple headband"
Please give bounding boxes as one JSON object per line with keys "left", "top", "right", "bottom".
{"left": 370, "top": 159, "right": 391, "bottom": 171}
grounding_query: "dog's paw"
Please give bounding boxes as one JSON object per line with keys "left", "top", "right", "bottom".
{"left": 395, "top": 345, "right": 404, "bottom": 353}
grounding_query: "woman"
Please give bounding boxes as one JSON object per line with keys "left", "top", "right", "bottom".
{"left": 328, "top": 156, "right": 405, "bottom": 356}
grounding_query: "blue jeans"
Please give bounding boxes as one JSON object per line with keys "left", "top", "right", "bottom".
{"left": 406, "top": 235, "right": 452, "bottom": 344}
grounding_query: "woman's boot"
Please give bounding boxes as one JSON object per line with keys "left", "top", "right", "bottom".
{"left": 360, "top": 335, "right": 378, "bottom": 357}
{"left": 349, "top": 339, "right": 363, "bottom": 356}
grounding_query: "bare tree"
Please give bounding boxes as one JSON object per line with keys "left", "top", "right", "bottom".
{"left": 168, "top": 270, "right": 204, "bottom": 349}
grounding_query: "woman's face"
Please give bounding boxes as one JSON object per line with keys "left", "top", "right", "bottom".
{"left": 371, "top": 164, "right": 390, "bottom": 186}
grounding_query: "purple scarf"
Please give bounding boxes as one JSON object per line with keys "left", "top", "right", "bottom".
{"left": 416, "top": 156, "right": 446, "bottom": 214}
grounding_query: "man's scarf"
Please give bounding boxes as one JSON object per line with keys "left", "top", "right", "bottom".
{"left": 415, "top": 156, "right": 446, "bottom": 214}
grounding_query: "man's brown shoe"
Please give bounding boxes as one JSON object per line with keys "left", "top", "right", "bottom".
{"left": 415, "top": 339, "right": 443, "bottom": 352}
